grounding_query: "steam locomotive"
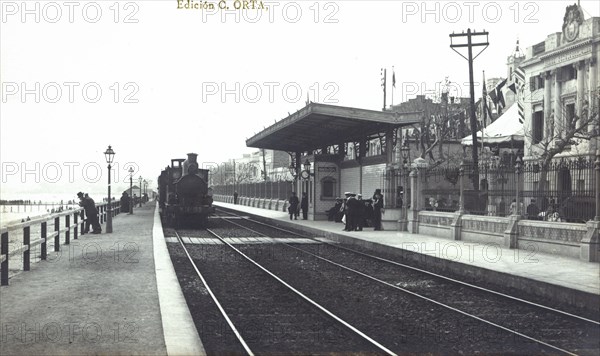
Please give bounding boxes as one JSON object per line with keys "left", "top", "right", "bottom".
{"left": 158, "top": 153, "right": 214, "bottom": 227}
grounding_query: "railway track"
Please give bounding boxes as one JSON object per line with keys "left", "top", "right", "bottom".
{"left": 209, "top": 209, "right": 600, "bottom": 356}
{"left": 168, "top": 225, "right": 394, "bottom": 355}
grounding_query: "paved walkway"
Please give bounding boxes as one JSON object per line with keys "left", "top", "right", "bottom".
{"left": 214, "top": 202, "right": 600, "bottom": 310}
{"left": 0, "top": 203, "right": 204, "bottom": 356}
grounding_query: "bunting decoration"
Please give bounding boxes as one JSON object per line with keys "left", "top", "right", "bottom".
{"left": 491, "top": 78, "right": 507, "bottom": 108}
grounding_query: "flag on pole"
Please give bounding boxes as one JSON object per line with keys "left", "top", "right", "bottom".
{"left": 482, "top": 71, "right": 488, "bottom": 128}
{"left": 518, "top": 101, "right": 525, "bottom": 124}
{"left": 514, "top": 67, "right": 525, "bottom": 85}
{"left": 514, "top": 66, "right": 525, "bottom": 124}
{"left": 392, "top": 70, "right": 396, "bottom": 88}
{"left": 491, "top": 79, "right": 507, "bottom": 108}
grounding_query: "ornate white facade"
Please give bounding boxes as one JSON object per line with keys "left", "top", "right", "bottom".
{"left": 519, "top": 4, "right": 599, "bottom": 160}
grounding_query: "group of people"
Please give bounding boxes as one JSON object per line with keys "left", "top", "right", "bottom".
{"left": 77, "top": 192, "right": 101, "bottom": 234}
{"left": 288, "top": 189, "right": 384, "bottom": 231}
{"left": 338, "top": 190, "right": 384, "bottom": 231}
{"left": 505, "top": 197, "right": 560, "bottom": 221}
{"left": 286, "top": 192, "right": 309, "bottom": 220}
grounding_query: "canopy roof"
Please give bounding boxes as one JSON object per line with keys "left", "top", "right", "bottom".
{"left": 246, "top": 103, "right": 422, "bottom": 152}
{"left": 461, "top": 104, "right": 524, "bottom": 146}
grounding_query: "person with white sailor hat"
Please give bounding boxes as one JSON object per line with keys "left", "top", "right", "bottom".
{"left": 343, "top": 192, "right": 359, "bottom": 231}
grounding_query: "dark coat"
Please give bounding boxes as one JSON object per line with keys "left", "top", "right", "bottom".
{"left": 80, "top": 197, "right": 98, "bottom": 215}
{"left": 301, "top": 196, "right": 308, "bottom": 210}
{"left": 288, "top": 195, "right": 299, "bottom": 212}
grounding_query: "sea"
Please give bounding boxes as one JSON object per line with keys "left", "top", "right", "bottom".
{"left": 0, "top": 192, "right": 83, "bottom": 228}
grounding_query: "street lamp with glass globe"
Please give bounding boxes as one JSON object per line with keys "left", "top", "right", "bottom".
{"left": 104, "top": 145, "right": 115, "bottom": 233}
{"left": 128, "top": 167, "right": 134, "bottom": 214}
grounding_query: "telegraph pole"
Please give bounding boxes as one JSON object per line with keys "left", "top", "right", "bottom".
{"left": 381, "top": 68, "right": 387, "bottom": 111}
{"left": 450, "top": 29, "right": 489, "bottom": 190}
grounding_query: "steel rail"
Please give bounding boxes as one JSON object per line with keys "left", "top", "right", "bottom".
{"left": 173, "top": 230, "right": 254, "bottom": 356}
{"left": 220, "top": 214, "right": 590, "bottom": 356}
{"left": 217, "top": 208, "right": 599, "bottom": 326}
{"left": 206, "top": 224, "right": 397, "bottom": 356}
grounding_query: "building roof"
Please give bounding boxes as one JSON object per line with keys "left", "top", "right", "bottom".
{"left": 246, "top": 102, "right": 422, "bottom": 152}
{"left": 461, "top": 104, "right": 524, "bottom": 146}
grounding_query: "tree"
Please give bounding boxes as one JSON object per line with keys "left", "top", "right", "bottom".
{"left": 399, "top": 95, "right": 469, "bottom": 170}
{"left": 526, "top": 95, "right": 599, "bottom": 167}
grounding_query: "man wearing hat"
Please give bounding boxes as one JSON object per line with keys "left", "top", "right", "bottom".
{"left": 78, "top": 192, "right": 101, "bottom": 234}
{"left": 343, "top": 192, "right": 360, "bottom": 231}
{"left": 526, "top": 198, "right": 540, "bottom": 220}
{"left": 355, "top": 194, "right": 365, "bottom": 231}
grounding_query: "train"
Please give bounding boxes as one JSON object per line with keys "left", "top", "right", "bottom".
{"left": 158, "top": 153, "right": 215, "bottom": 227}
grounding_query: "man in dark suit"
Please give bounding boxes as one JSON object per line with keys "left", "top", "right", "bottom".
{"left": 78, "top": 192, "right": 101, "bottom": 234}
{"left": 373, "top": 192, "right": 384, "bottom": 231}
{"left": 288, "top": 192, "right": 299, "bottom": 220}
{"left": 300, "top": 192, "right": 309, "bottom": 220}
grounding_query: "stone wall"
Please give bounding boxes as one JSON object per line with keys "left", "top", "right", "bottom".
{"left": 412, "top": 209, "right": 598, "bottom": 262}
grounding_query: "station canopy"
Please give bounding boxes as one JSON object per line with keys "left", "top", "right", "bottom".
{"left": 246, "top": 103, "right": 422, "bottom": 152}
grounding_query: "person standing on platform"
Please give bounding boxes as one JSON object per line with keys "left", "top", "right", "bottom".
{"left": 288, "top": 192, "right": 299, "bottom": 220}
{"left": 300, "top": 192, "right": 308, "bottom": 220}
{"left": 373, "top": 192, "right": 384, "bottom": 231}
{"left": 355, "top": 194, "right": 365, "bottom": 231}
{"left": 120, "top": 192, "right": 130, "bottom": 213}
{"left": 77, "top": 192, "right": 101, "bottom": 234}
{"left": 233, "top": 191, "right": 239, "bottom": 205}
{"left": 344, "top": 192, "right": 359, "bottom": 231}
{"left": 527, "top": 199, "right": 541, "bottom": 220}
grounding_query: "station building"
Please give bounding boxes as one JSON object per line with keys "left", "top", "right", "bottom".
{"left": 519, "top": 3, "right": 599, "bottom": 160}
{"left": 246, "top": 102, "right": 421, "bottom": 228}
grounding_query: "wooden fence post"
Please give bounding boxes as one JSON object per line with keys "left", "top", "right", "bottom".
{"left": 65, "top": 214, "right": 70, "bottom": 245}
{"left": 73, "top": 212, "right": 78, "bottom": 240}
{"left": 41, "top": 222, "right": 47, "bottom": 260}
{"left": 54, "top": 217, "right": 60, "bottom": 252}
{"left": 80, "top": 211, "right": 85, "bottom": 235}
{"left": 23, "top": 226, "right": 30, "bottom": 271}
{"left": 1, "top": 231, "right": 9, "bottom": 285}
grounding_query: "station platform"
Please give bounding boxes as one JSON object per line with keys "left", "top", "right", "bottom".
{"left": 0, "top": 203, "right": 204, "bottom": 356}
{"left": 214, "top": 201, "right": 600, "bottom": 313}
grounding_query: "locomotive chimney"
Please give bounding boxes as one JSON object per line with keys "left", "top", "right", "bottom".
{"left": 183, "top": 153, "right": 199, "bottom": 175}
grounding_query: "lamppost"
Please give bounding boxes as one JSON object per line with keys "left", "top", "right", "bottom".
{"left": 143, "top": 180, "right": 147, "bottom": 203}
{"left": 128, "top": 167, "right": 134, "bottom": 214}
{"left": 595, "top": 149, "right": 600, "bottom": 222}
{"left": 138, "top": 176, "right": 143, "bottom": 207}
{"left": 514, "top": 156, "right": 522, "bottom": 216}
{"left": 399, "top": 145, "right": 410, "bottom": 231}
{"left": 288, "top": 162, "right": 298, "bottom": 180}
{"left": 301, "top": 159, "right": 314, "bottom": 197}
{"left": 288, "top": 161, "right": 298, "bottom": 197}
{"left": 104, "top": 145, "right": 115, "bottom": 233}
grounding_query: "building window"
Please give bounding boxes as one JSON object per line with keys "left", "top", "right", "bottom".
{"left": 532, "top": 111, "right": 544, "bottom": 144}
{"left": 321, "top": 178, "right": 336, "bottom": 198}
{"left": 529, "top": 77, "right": 537, "bottom": 91}
{"left": 562, "top": 65, "right": 577, "bottom": 81}
{"left": 566, "top": 103, "right": 576, "bottom": 130}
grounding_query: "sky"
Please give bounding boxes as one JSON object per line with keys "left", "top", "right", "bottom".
{"left": 1, "top": 0, "right": 599, "bottom": 200}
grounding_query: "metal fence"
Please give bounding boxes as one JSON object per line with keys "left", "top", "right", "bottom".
{"left": 422, "top": 156, "right": 598, "bottom": 223}
{"left": 213, "top": 180, "right": 295, "bottom": 201}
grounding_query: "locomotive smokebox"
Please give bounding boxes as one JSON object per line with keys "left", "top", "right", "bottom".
{"left": 183, "top": 153, "right": 199, "bottom": 175}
